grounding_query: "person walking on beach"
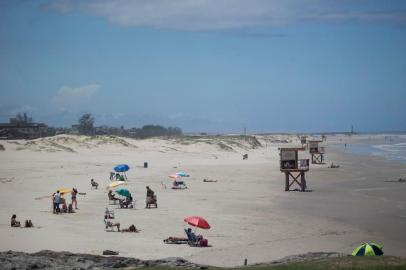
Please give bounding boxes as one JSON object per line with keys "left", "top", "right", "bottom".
{"left": 53, "top": 190, "right": 61, "bottom": 214}
{"left": 71, "top": 188, "right": 78, "bottom": 210}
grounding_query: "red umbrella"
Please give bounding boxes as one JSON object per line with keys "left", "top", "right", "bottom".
{"left": 184, "top": 216, "right": 211, "bottom": 229}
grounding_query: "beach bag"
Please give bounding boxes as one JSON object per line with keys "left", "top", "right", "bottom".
{"left": 200, "top": 239, "right": 208, "bottom": 247}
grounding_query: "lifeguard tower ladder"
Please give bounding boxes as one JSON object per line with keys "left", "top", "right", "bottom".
{"left": 308, "top": 140, "right": 325, "bottom": 164}
{"left": 279, "top": 147, "right": 309, "bottom": 192}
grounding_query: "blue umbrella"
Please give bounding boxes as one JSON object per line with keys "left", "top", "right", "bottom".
{"left": 176, "top": 171, "right": 189, "bottom": 177}
{"left": 115, "top": 188, "right": 131, "bottom": 198}
{"left": 114, "top": 164, "right": 130, "bottom": 172}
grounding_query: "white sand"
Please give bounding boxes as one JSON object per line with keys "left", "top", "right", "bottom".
{"left": 0, "top": 134, "right": 405, "bottom": 267}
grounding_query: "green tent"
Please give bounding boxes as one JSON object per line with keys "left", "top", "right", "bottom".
{"left": 352, "top": 242, "right": 383, "bottom": 256}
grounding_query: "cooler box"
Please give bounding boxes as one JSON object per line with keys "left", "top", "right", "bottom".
{"left": 200, "top": 239, "right": 208, "bottom": 247}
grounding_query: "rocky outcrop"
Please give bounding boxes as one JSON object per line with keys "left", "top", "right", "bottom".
{"left": 0, "top": 250, "right": 206, "bottom": 270}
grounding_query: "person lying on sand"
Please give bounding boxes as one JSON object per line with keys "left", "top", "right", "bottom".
{"left": 121, "top": 224, "right": 140, "bottom": 233}
{"left": 203, "top": 179, "right": 218, "bottom": 182}
{"left": 163, "top": 236, "right": 188, "bottom": 244}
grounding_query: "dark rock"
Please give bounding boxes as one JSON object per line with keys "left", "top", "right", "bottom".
{"left": 102, "top": 250, "right": 119, "bottom": 255}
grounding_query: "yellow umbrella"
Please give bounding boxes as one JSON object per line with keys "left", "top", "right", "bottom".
{"left": 57, "top": 188, "right": 72, "bottom": 195}
{"left": 107, "top": 181, "right": 127, "bottom": 189}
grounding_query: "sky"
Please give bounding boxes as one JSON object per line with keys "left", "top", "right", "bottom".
{"left": 1, "top": 0, "right": 406, "bottom": 133}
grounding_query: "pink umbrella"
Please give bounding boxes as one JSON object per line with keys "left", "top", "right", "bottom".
{"left": 168, "top": 174, "right": 180, "bottom": 179}
{"left": 184, "top": 216, "right": 211, "bottom": 229}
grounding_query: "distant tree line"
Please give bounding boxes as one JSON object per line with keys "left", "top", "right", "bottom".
{"left": 14, "top": 113, "right": 33, "bottom": 124}
{"left": 132, "top": 125, "right": 182, "bottom": 138}
{"left": 76, "top": 113, "right": 182, "bottom": 138}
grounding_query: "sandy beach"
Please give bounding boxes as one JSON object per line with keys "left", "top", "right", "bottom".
{"left": 0, "top": 134, "right": 405, "bottom": 267}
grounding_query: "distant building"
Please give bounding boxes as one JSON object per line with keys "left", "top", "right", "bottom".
{"left": 0, "top": 118, "right": 52, "bottom": 140}
{"left": 71, "top": 124, "right": 80, "bottom": 135}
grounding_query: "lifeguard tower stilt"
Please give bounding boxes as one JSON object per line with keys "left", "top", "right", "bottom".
{"left": 308, "top": 140, "right": 325, "bottom": 164}
{"left": 279, "top": 147, "right": 309, "bottom": 192}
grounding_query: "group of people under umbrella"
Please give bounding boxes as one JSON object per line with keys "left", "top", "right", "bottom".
{"left": 168, "top": 171, "right": 189, "bottom": 189}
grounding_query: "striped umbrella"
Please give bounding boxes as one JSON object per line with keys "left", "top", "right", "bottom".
{"left": 107, "top": 181, "right": 127, "bottom": 189}
{"left": 352, "top": 242, "right": 383, "bottom": 256}
{"left": 57, "top": 188, "right": 72, "bottom": 195}
{"left": 168, "top": 174, "right": 181, "bottom": 179}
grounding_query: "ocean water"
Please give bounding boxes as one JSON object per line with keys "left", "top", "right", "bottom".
{"left": 333, "top": 135, "right": 406, "bottom": 163}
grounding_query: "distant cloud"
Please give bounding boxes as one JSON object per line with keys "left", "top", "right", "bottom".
{"left": 51, "top": 84, "right": 100, "bottom": 105}
{"left": 43, "top": 0, "right": 406, "bottom": 31}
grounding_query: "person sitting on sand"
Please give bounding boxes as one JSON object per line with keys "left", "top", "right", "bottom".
{"left": 11, "top": 214, "right": 21, "bottom": 227}
{"left": 108, "top": 190, "right": 120, "bottom": 203}
{"left": 24, "top": 219, "right": 34, "bottom": 228}
{"left": 90, "top": 179, "right": 99, "bottom": 189}
{"left": 60, "top": 197, "right": 67, "bottom": 213}
{"left": 110, "top": 172, "right": 115, "bottom": 180}
{"left": 121, "top": 224, "right": 140, "bottom": 233}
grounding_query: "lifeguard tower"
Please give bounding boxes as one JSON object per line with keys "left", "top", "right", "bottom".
{"left": 279, "top": 147, "right": 309, "bottom": 192}
{"left": 308, "top": 140, "right": 325, "bottom": 164}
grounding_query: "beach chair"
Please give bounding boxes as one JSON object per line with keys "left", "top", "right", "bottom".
{"left": 105, "top": 208, "right": 115, "bottom": 219}
{"left": 104, "top": 219, "right": 119, "bottom": 232}
{"left": 184, "top": 229, "right": 208, "bottom": 247}
{"left": 108, "top": 193, "right": 120, "bottom": 205}
{"left": 119, "top": 198, "right": 135, "bottom": 209}
{"left": 90, "top": 180, "right": 99, "bottom": 189}
{"left": 146, "top": 195, "right": 157, "bottom": 208}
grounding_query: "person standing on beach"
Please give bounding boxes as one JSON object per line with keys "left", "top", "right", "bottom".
{"left": 71, "top": 188, "right": 78, "bottom": 210}
{"left": 53, "top": 190, "right": 61, "bottom": 214}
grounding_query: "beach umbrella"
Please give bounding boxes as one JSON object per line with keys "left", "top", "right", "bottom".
{"left": 114, "top": 164, "right": 130, "bottom": 172}
{"left": 57, "top": 188, "right": 72, "bottom": 195}
{"left": 108, "top": 181, "right": 127, "bottom": 189}
{"left": 115, "top": 188, "right": 131, "bottom": 198}
{"left": 176, "top": 171, "right": 189, "bottom": 177}
{"left": 184, "top": 216, "right": 211, "bottom": 229}
{"left": 352, "top": 243, "right": 384, "bottom": 256}
{"left": 169, "top": 174, "right": 181, "bottom": 179}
